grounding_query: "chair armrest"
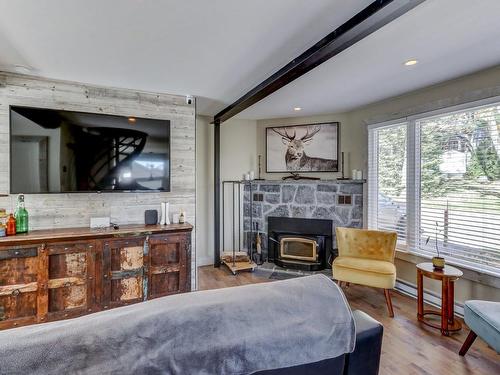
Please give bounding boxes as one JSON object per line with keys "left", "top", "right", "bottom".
{"left": 344, "top": 310, "right": 383, "bottom": 375}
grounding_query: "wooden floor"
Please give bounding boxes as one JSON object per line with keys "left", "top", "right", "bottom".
{"left": 198, "top": 266, "right": 499, "bottom": 375}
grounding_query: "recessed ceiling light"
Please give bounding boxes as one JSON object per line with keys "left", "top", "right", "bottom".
{"left": 13, "top": 64, "right": 32, "bottom": 74}
{"left": 404, "top": 59, "right": 418, "bottom": 66}
{"left": 293, "top": 107, "right": 302, "bottom": 111}
{"left": 128, "top": 117, "right": 136, "bottom": 123}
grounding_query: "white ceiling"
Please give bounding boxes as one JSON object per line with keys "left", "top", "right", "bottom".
{"left": 239, "top": 0, "right": 500, "bottom": 119}
{"left": 0, "top": 0, "right": 499, "bottom": 120}
{"left": 0, "top": 0, "right": 371, "bottom": 116}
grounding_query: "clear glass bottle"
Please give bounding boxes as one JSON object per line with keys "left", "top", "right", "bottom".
{"left": 14, "top": 194, "right": 29, "bottom": 233}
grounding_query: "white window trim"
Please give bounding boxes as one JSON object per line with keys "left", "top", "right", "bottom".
{"left": 368, "top": 95, "right": 500, "bottom": 278}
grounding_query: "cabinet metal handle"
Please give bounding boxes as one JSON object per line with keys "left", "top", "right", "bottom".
{"left": 14, "top": 251, "right": 20, "bottom": 255}
{"left": 12, "top": 289, "right": 20, "bottom": 296}
{"left": 64, "top": 282, "right": 72, "bottom": 288}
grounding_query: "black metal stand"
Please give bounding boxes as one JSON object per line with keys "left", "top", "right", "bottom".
{"left": 221, "top": 181, "right": 257, "bottom": 274}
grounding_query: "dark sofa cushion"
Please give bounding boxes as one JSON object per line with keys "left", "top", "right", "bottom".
{"left": 344, "top": 310, "right": 384, "bottom": 375}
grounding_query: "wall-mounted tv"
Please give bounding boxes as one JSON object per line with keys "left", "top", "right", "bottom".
{"left": 10, "top": 106, "right": 170, "bottom": 193}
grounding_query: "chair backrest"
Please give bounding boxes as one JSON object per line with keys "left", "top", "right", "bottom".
{"left": 336, "top": 227, "right": 397, "bottom": 262}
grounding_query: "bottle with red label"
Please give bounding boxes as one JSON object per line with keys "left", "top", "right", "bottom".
{"left": 6, "top": 214, "right": 16, "bottom": 236}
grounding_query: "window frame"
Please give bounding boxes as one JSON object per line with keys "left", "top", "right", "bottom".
{"left": 368, "top": 95, "right": 500, "bottom": 277}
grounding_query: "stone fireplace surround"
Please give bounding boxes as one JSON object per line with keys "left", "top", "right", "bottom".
{"left": 243, "top": 180, "right": 364, "bottom": 262}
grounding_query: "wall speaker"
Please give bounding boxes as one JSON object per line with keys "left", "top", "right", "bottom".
{"left": 145, "top": 210, "right": 158, "bottom": 225}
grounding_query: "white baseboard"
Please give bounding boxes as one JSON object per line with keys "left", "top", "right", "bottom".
{"left": 395, "top": 279, "right": 464, "bottom": 317}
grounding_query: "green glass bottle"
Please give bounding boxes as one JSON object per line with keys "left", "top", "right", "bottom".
{"left": 14, "top": 194, "right": 29, "bottom": 233}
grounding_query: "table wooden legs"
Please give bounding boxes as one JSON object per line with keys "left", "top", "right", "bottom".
{"left": 417, "top": 269, "right": 423, "bottom": 321}
{"left": 441, "top": 279, "right": 449, "bottom": 335}
{"left": 447, "top": 280, "right": 455, "bottom": 325}
{"left": 416, "top": 270, "right": 461, "bottom": 336}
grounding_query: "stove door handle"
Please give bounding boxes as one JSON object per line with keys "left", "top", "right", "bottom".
{"left": 268, "top": 237, "right": 280, "bottom": 245}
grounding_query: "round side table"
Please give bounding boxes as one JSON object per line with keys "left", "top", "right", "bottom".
{"left": 416, "top": 262, "right": 463, "bottom": 336}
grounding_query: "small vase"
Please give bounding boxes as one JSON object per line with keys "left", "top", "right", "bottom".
{"left": 432, "top": 256, "right": 445, "bottom": 270}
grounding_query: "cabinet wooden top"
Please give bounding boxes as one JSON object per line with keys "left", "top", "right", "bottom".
{"left": 0, "top": 223, "right": 193, "bottom": 246}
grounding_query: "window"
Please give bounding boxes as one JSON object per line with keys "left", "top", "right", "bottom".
{"left": 369, "top": 100, "right": 500, "bottom": 276}
{"left": 368, "top": 123, "right": 408, "bottom": 245}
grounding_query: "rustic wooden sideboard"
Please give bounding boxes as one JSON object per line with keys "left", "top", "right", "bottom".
{"left": 0, "top": 223, "right": 193, "bottom": 330}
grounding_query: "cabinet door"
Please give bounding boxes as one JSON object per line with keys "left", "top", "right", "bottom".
{"left": 0, "top": 245, "right": 44, "bottom": 330}
{"left": 102, "top": 237, "right": 147, "bottom": 309}
{"left": 148, "top": 233, "right": 190, "bottom": 298}
{"left": 46, "top": 241, "right": 96, "bottom": 321}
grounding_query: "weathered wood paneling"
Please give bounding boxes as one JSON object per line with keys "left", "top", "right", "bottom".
{"left": 0, "top": 73, "right": 196, "bottom": 287}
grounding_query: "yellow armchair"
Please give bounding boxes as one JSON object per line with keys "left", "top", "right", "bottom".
{"left": 333, "top": 227, "right": 397, "bottom": 317}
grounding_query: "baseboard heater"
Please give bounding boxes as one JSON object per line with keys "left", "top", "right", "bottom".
{"left": 395, "top": 279, "right": 465, "bottom": 318}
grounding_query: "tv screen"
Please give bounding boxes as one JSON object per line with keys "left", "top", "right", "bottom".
{"left": 10, "top": 106, "right": 170, "bottom": 193}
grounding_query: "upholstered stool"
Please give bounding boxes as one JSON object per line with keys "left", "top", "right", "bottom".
{"left": 459, "top": 300, "right": 500, "bottom": 356}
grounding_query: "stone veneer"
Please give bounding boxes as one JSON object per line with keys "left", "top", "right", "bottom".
{"left": 243, "top": 180, "right": 364, "bottom": 259}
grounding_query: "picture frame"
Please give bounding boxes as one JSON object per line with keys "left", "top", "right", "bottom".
{"left": 266, "top": 122, "right": 339, "bottom": 173}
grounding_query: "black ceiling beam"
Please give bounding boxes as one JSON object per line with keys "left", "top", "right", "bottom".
{"left": 214, "top": 0, "right": 425, "bottom": 123}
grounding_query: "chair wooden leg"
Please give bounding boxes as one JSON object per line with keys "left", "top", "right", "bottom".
{"left": 338, "top": 281, "right": 344, "bottom": 288}
{"left": 384, "top": 289, "right": 394, "bottom": 317}
{"left": 459, "top": 331, "right": 477, "bottom": 356}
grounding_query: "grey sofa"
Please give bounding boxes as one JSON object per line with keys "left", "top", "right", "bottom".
{"left": 0, "top": 275, "right": 383, "bottom": 374}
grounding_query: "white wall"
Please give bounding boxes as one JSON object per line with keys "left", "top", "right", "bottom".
{"left": 196, "top": 115, "right": 214, "bottom": 266}
{"left": 220, "top": 119, "right": 258, "bottom": 180}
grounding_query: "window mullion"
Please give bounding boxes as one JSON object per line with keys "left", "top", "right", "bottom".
{"left": 406, "top": 119, "right": 419, "bottom": 252}
{"left": 367, "top": 129, "right": 378, "bottom": 229}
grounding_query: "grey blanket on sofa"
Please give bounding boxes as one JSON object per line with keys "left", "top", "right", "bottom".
{"left": 0, "top": 274, "right": 355, "bottom": 375}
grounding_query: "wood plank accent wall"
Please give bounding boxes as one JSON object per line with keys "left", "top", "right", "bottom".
{"left": 0, "top": 73, "right": 197, "bottom": 287}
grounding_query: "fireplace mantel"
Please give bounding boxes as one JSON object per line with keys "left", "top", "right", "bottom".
{"left": 243, "top": 179, "right": 365, "bottom": 184}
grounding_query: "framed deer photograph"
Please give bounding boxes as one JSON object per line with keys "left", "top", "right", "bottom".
{"left": 266, "top": 122, "right": 339, "bottom": 173}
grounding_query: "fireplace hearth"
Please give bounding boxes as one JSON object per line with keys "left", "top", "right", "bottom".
{"left": 268, "top": 217, "right": 332, "bottom": 271}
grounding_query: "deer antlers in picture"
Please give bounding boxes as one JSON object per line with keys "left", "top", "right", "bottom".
{"left": 300, "top": 125, "right": 321, "bottom": 142}
{"left": 272, "top": 127, "right": 296, "bottom": 140}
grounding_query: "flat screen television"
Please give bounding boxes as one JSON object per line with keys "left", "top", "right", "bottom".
{"left": 10, "top": 106, "right": 170, "bottom": 193}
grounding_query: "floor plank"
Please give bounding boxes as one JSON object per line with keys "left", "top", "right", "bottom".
{"left": 198, "top": 265, "right": 499, "bottom": 375}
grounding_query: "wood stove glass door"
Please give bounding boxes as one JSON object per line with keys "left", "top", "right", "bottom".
{"left": 280, "top": 238, "right": 317, "bottom": 262}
